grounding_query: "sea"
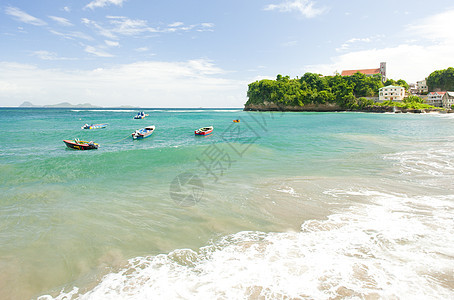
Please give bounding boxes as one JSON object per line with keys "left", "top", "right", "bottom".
{"left": 0, "top": 108, "right": 453, "bottom": 299}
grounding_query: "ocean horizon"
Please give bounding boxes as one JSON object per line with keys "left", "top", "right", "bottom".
{"left": 0, "top": 108, "right": 453, "bottom": 299}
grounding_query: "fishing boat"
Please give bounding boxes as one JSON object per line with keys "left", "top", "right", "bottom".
{"left": 134, "top": 112, "right": 149, "bottom": 119}
{"left": 81, "top": 123, "right": 108, "bottom": 130}
{"left": 233, "top": 119, "right": 240, "bottom": 123}
{"left": 195, "top": 126, "right": 213, "bottom": 135}
{"left": 63, "top": 139, "right": 99, "bottom": 150}
{"left": 132, "top": 125, "right": 155, "bottom": 139}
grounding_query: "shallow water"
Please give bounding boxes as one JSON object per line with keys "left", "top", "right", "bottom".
{"left": 0, "top": 108, "right": 453, "bottom": 299}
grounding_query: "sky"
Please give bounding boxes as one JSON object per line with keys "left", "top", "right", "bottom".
{"left": 1, "top": 0, "right": 454, "bottom": 107}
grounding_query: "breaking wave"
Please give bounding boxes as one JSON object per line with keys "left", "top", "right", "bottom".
{"left": 40, "top": 189, "right": 454, "bottom": 299}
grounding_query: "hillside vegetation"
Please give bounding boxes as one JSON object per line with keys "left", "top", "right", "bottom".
{"left": 246, "top": 72, "right": 433, "bottom": 111}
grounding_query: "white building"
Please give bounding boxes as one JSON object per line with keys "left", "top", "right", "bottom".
{"left": 427, "top": 92, "right": 445, "bottom": 107}
{"left": 378, "top": 85, "right": 406, "bottom": 102}
{"left": 416, "top": 79, "right": 428, "bottom": 94}
{"left": 408, "top": 83, "right": 418, "bottom": 95}
{"left": 442, "top": 92, "right": 454, "bottom": 109}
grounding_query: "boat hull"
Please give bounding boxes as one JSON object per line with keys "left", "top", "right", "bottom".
{"left": 195, "top": 126, "right": 213, "bottom": 135}
{"left": 195, "top": 130, "right": 212, "bottom": 135}
{"left": 82, "top": 124, "right": 107, "bottom": 130}
{"left": 63, "top": 140, "right": 98, "bottom": 150}
{"left": 132, "top": 133, "right": 152, "bottom": 139}
{"left": 132, "top": 126, "right": 155, "bottom": 139}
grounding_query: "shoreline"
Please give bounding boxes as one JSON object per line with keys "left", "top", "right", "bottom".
{"left": 243, "top": 103, "right": 452, "bottom": 114}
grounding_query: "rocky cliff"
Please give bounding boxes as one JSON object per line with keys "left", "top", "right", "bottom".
{"left": 243, "top": 101, "right": 445, "bottom": 113}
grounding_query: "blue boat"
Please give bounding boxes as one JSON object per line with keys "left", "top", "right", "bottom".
{"left": 82, "top": 123, "right": 108, "bottom": 130}
{"left": 133, "top": 112, "right": 149, "bottom": 119}
{"left": 132, "top": 125, "right": 155, "bottom": 139}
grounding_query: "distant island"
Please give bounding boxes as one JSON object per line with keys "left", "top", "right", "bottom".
{"left": 19, "top": 101, "right": 139, "bottom": 109}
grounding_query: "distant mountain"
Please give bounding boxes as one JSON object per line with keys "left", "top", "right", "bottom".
{"left": 19, "top": 101, "right": 39, "bottom": 107}
{"left": 18, "top": 101, "right": 101, "bottom": 108}
{"left": 43, "top": 102, "right": 101, "bottom": 108}
{"left": 18, "top": 101, "right": 145, "bottom": 108}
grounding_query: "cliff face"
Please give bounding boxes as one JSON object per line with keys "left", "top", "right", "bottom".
{"left": 243, "top": 101, "right": 444, "bottom": 113}
{"left": 244, "top": 102, "right": 343, "bottom": 112}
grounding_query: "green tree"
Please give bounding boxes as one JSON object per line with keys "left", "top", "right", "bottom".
{"left": 246, "top": 72, "right": 411, "bottom": 110}
{"left": 404, "top": 95, "right": 424, "bottom": 104}
{"left": 385, "top": 78, "right": 408, "bottom": 90}
{"left": 427, "top": 67, "right": 454, "bottom": 91}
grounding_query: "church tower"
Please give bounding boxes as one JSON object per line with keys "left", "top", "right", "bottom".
{"left": 380, "top": 62, "right": 387, "bottom": 82}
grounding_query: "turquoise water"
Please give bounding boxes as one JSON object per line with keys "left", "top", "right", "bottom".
{"left": 1, "top": 108, "right": 453, "bottom": 299}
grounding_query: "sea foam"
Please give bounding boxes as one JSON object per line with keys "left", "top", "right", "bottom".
{"left": 40, "top": 189, "right": 454, "bottom": 300}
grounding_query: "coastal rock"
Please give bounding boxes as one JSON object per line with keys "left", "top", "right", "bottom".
{"left": 244, "top": 102, "right": 343, "bottom": 112}
{"left": 244, "top": 102, "right": 444, "bottom": 114}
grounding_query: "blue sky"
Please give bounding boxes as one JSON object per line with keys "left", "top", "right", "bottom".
{"left": 1, "top": 0, "right": 454, "bottom": 107}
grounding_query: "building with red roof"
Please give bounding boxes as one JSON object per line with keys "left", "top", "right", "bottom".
{"left": 341, "top": 62, "right": 386, "bottom": 82}
{"left": 427, "top": 91, "right": 446, "bottom": 107}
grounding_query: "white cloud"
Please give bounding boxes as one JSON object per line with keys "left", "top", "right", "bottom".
{"left": 282, "top": 40, "right": 298, "bottom": 47}
{"left": 48, "top": 16, "right": 73, "bottom": 26}
{"left": 5, "top": 6, "right": 47, "bottom": 26}
{"left": 30, "top": 50, "right": 73, "bottom": 60}
{"left": 164, "top": 22, "right": 214, "bottom": 33}
{"left": 406, "top": 10, "right": 454, "bottom": 41}
{"left": 63, "top": 6, "right": 71, "bottom": 12}
{"left": 85, "top": 0, "right": 126, "bottom": 10}
{"left": 135, "top": 47, "right": 149, "bottom": 52}
{"left": 82, "top": 18, "right": 117, "bottom": 39}
{"left": 49, "top": 29, "right": 93, "bottom": 41}
{"left": 105, "top": 40, "right": 119, "bottom": 47}
{"left": 306, "top": 9, "right": 454, "bottom": 82}
{"left": 0, "top": 60, "right": 246, "bottom": 107}
{"left": 306, "top": 43, "right": 454, "bottom": 82}
{"left": 336, "top": 37, "right": 372, "bottom": 52}
{"left": 108, "top": 17, "right": 156, "bottom": 36}
{"left": 168, "top": 22, "right": 184, "bottom": 27}
{"left": 197, "top": 23, "right": 215, "bottom": 32}
{"left": 84, "top": 45, "right": 114, "bottom": 57}
{"left": 83, "top": 17, "right": 156, "bottom": 38}
{"left": 83, "top": 16, "right": 213, "bottom": 38}
{"left": 264, "top": 0, "right": 327, "bottom": 18}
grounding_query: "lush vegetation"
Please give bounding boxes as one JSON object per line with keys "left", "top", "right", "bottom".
{"left": 426, "top": 67, "right": 454, "bottom": 92}
{"left": 246, "top": 72, "right": 416, "bottom": 110}
{"left": 374, "top": 97, "right": 435, "bottom": 110}
{"left": 384, "top": 79, "right": 409, "bottom": 90}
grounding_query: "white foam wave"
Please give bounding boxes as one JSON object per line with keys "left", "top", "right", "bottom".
{"left": 70, "top": 109, "right": 242, "bottom": 113}
{"left": 384, "top": 148, "right": 454, "bottom": 178}
{"left": 211, "top": 109, "right": 243, "bottom": 112}
{"left": 71, "top": 109, "right": 135, "bottom": 112}
{"left": 41, "top": 190, "right": 454, "bottom": 300}
{"left": 275, "top": 186, "right": 300, "bottom": 197}
{"left": 430, "top": 112, "right": 454, "bottom": 119}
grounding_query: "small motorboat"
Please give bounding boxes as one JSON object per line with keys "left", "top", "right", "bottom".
{"left": 233, "top": 119, "right": 240, "bottom": 123}
{"left": 132, "top": 125, "right": 155, "bottom": 139}
{"left": 63, "top": 139, "right": 99, "bottom": 150}
{"left": 82, "top": 123, "right": 108, "bottom": 130}
{"left": 195, "top": 126, "right": 213, "bottom": 135}
{"left": 134, "top": 112, "right": 149, "bottom": 119}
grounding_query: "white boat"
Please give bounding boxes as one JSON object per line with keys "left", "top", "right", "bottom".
{"left": 195, "top": 126, "right": 213, "bottom": 135}
{"left": 81, "top": 123, "right": 108, "bottom": 130}
{"left": 132, "top": 125, "right": 155, "bottom": 139}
